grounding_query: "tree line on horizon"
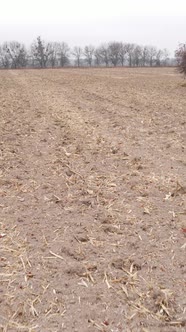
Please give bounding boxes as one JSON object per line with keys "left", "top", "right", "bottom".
{"left": 0, "top": 36, "right": 176, "bottom": 69}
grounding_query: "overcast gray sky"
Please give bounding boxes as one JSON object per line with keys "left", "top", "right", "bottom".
{"left": 0, "top": 0, "right": 185, "bottom": 55}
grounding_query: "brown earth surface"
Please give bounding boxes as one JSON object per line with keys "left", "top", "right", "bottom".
{"left": 0, "top": 67, "right": 186, "bottom": 332}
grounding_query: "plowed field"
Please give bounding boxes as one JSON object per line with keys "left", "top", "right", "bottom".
{"left": 0, "top": 68, "right": 185, "bottom": 332}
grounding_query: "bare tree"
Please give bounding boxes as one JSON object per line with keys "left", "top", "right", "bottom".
{"left": 58, "top": 42, "right": 70, "bottom": 67}
{"left": 72, "top": 46, "right": 82, "bottom": 67}
{"left": 47, "top": 42, "right": 59, "bottom": 68}
{"left": 148, "top": 46, "right": 157, "bottom": 67}
{"left": 162, "top": 49, "right": 170, "bottom": 66}
{"left": 175, "top": 43, "right": 186, "bottom": 77}
{"left": 154, "top": 48, "right": 169, "bottom": 67}
{"left": 1, "top": 42, "right": 27, "bottom": 68}
{"left": 155, "top": 49, "right": 164, "bottom": 66}
{"left": 133, "top": 45, "right": 143, "bottom": 66}
{"left": 31, "top": 36, "right": 52, "bottom": 68}
{"left": 84, "top": 45, "right": 94, "bottom": 66}
{"left": 141, "top": 46, "right": 149, "bottom": 67}
{"left": 0, "top": 45, "right": 10, "bottom": 68}
{"left": 94, "top": 48, "right": 102, "bottom": 66}
{"left": 108, "top": 42, "right": 121, "bottom": 67}
{"left": 119, "top": 42, "right": 128, "bottom": 66}
{"left": 141, "top": 46, "right": 150, "bottom": 66}
{"left": 98, "top": 44, "right": 110, "bottom": 67}
{"left": 126, "top": 43, "right": 135, "bottom": 67}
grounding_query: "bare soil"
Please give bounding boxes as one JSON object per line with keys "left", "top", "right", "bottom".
{"left": 0, "top": 68, "right": 186, "bottom": 332}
